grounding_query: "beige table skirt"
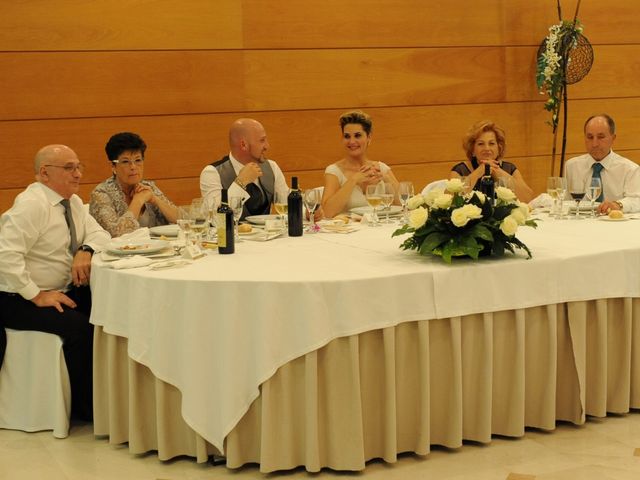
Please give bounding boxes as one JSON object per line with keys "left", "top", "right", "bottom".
{"left": 93, "top": 298, "right": 640, "bottom": 473}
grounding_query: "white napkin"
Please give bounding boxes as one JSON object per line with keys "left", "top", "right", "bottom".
{"left": 529, "top": 193, "right": 554, "bottom": 209}
{"left": 109, "top": 256, "right": 153, "bottom": 269}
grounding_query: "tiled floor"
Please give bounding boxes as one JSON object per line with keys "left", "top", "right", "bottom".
{"left": 1, "top": 412, "right": 640, "bottom": 479}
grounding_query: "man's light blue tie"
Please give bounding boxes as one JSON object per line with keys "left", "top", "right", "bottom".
{"left": 592, "top": 162, "right": 604, "bottom": 202}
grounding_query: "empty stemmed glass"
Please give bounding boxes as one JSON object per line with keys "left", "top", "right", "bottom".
{"left": 176, "top": 206, "right": 194, "bottom": 245}
{"left": 585, "top": 176, "right": 602, "bottom": 218}
{"left": 398, "top": 181, "right": 414, "bottom": 224}
{"left": 379, "top": 182, "right": 395, "bottom": 223}
{"left": 229, "top": 196, "right": 244, "bottom": 240}
{"left": 303, "top": 188, "right": 321, "bottom": 233}
{"left": 365, "top": 183, "right": 384, "bottom": 227}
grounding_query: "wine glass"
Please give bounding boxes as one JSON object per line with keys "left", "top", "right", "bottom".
{"left": 303, "top": 188, "right": 321, "bottom": 233}
{"left": 568, "top": 176, "right": 585, "bottom": 220}
{"left": 365, "top": 183, "right": 384, "bottom": 227}
{"left": 229, "top": 196, "right": 244, "bottom": 240}
{"left": 190, "top": 198, "right": 209, "bottom": 242}
{"left": 546, "top": 177, "right": 566, "bottom": 219}
{"left": 397, "top": 181, "right": 414, "bottom": 224}
{"left": 379, "top": 182, "right": 395, "bottom": 224}
{"left": 585, "top": 176, "right": 602, "bottom": 218}
{"left": 176, "top": 206, "right": 194, "bottom": 245}
{"left": 273, "top": 190, "right": 289, "bottom": 229}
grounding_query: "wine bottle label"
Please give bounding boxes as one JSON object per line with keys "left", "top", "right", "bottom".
{"left": 216, "top": 213, "right": 227, "bottom": 247}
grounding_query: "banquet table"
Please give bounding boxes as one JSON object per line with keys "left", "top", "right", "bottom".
{"left": 90, "top": 214, "right": 640, "bottom": 472}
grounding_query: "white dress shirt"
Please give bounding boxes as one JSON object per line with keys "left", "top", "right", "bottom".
{"left": 0, "top": 182, "right": 110, "bottom": 299}
{"left": 564, "top": 150, "right": 640, "bottom": 212}
{"left": 199, "top": 153, "right": 289, "bottom": 211}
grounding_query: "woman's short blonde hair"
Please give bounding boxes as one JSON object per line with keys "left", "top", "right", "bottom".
{"left": 462, "top": 120, "right": 506, "bottom": 164}
{"left": 339, "top": 110, "right": 373, "bottom": 135}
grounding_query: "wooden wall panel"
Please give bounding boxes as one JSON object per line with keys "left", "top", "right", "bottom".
{"left": 4, "top": 44, "right": 640, "bottom": 121}
{"left": 6, "top": 0, "right": 637, "bottom": 52}
{"left": 0, "top": 0, "right": 243, "bottom": 51}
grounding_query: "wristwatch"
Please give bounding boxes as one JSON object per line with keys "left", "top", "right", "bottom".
{"left": 78, "top": 244, "right": 95, "bottom": 255}
{"left": 234, "top": 178, "right": 247, "bottom": 190}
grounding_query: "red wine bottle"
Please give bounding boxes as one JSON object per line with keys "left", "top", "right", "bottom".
{"left": 479, "top": 164, "right": 495, "bottom": 204}
{"left": 217, "top": 188, "right": 235, "bottom": 254}
{"left": 287, "top": 177, "right": 303, "bottom": 237}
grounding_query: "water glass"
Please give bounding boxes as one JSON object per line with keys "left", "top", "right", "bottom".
{"left": 397, "top": 181, "right": 414, "bottom": 224}
{"left": 303, "top": 188, "right": 321, "bottom": 233}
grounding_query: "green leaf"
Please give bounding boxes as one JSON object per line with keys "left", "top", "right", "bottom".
{"left": 420, "top": 231, "right": 449, "bottom": 254}
{"left": 469, "top": 224, "right": 493, "bottom": 242}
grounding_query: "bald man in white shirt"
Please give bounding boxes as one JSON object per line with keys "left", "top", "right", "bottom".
{"left": 0, "top": 145, "right": 110, "bottom": 420}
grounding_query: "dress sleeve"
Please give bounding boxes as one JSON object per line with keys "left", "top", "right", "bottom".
{"left": 89, "top": 188, "right": 139, "bottom": 238}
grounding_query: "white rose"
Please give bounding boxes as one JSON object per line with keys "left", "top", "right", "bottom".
{"left": 450, "top": 207, "right": 470, "bottom": 227}
{"left": 408, "top": 206, "right": 428, "bottom": 229}
{"left": 407, "top": 194, "right": 425, "bottom": 210}
{"left": 500, "top": 216, "right": 519, "bottom": 236}
{"left": 510, "top": 208, "right": 526, "bottom": 225}
{"left": 445, "top": 178, "right": 464, "bottom": 193}
{"left": 433, "top": 193, "right": 453, "bottom": 210}
{"left": 425, "top": 189, "right": 445, "bottom": 207}
{"left": 496, "top": 186, "right": 517, "bottom": 203}
{"left": 461, "top": 203, "right": 483, "bottom": 220}
{"left": 516, "top": 201, "right": 530, "bottom": 219}
{"left": 472, "top": 191, "right": 486, "bottom": 204}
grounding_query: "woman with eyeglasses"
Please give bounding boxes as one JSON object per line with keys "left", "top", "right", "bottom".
{"left": 89, "top": 132, "right": 179, "bottom": 237}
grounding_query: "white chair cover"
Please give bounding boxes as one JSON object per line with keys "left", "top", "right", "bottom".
{"left": 0, "top": 329, "right": 71, "bottom": 438}
{"left": 421, "top": 179, "right": 448, "bottom": 196}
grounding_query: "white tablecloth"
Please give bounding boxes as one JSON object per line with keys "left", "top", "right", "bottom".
{"left": 90, "top": 215, "right": 640, "bottom": 451}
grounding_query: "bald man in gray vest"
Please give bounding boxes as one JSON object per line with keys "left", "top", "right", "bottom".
{"left": 200, "top": 118, "right": 289, "bottom": 220}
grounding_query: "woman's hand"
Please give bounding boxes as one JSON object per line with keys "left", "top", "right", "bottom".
{"left": 132, "top": 183, "right": 155, "bottom": 205}
{"left": 355, "top": 164, "right": 383, "bottom": 189}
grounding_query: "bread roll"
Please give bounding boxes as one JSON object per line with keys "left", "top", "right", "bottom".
{"left": 608, "top": 209, "right": 624, "bottom": 219}
{"left": 334, "top": 214, "right": 350, "bottom": 224}
{"left": 238, "top": 224, "right": 253, "bottom": 233}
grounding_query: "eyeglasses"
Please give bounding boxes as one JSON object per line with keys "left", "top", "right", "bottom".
{"left": 44, "top": 163, "right": 85, "bottom": 173}
{"left": 112, "top": 158, "right": 144, "bottom": 168}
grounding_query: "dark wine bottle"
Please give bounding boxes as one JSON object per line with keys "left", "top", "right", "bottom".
{"left": 479, "top": 163, "right": 495, "bottom": 204}
{"left": 287, "top": 176, "right": 303, "bottom": 237}
{"left": 217, "top": 188, "right": 235, "bottom": 254}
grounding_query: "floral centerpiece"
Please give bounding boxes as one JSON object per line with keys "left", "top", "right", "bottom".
{"left": 536, "top": 19, "right": 584, "bottom": 132}
{"left": 392, "top": 179, "right": 537, "bottom": 263}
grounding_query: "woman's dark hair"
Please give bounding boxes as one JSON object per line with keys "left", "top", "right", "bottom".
{"left": 339, "top": 110, "right": 373, "bottom": 135}
{"left": 105, "top": 132, "right": 147, "bottom": 161}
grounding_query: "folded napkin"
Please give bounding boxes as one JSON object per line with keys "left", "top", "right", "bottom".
{"left": 529, "top": 193, "right": 554, "bottom": 209}
{"left": 320, "top": 224, "right": 359, "bottom": 234}
{"left": 109, "top": 256, "right": 153, "bottom": 270}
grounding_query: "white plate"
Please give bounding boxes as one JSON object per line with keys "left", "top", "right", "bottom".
{"left": 149, "top": 224, "right": 180, "bottom": 237}
{"left": 246, "top": 214, "right": 281, "bottom": 225}
{"left": 598, "top": 216, "right": 630, "bottom": 222}
{"left": 349, "top": 205, "right": 403, "bottom": 216}
{"left": 107, "top": 239, "right": 170, "bottom": 256}
{"left": 239, "top": 226, "right": 264, "bottom": 236}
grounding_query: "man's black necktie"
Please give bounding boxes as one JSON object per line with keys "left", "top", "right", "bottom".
{"left": 60, "top": 199, "right": 79, "bottom": 253}
{"left": 243, "top": 182, "right": 268, "bottom": 215}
